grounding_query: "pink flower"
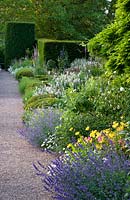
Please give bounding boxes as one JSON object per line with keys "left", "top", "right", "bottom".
{"left": 97, "top": 136, "right": 104, "bottom": 143}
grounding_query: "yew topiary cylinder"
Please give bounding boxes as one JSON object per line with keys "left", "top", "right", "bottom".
{"left": 5, "top": 22, "right": 35, "bottom": 69}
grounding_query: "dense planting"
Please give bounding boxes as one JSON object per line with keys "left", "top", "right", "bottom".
{"left": 34, "top": 144, "right": 130, "bottom": 200}
{"left": 7, "top": 0, "right": 130, "bottom": 198}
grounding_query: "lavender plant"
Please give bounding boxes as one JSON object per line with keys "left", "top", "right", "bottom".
{"left": 19, "top": 108, "right": 62, "bottom": 147}
{"left": 34, "top": 145, "right": 130, "bottom": 200}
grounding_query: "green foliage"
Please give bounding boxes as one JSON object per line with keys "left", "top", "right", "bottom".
{"left": 5, "top": 22, "right": 35, "bottom": 68}
{"left": 24, "top": 88, "right": 34, "bottom": 103}
{"left": 1, "top": 0, "right": 115, "bottom": 40}
{"left": 88, "top": 0, "right": 130, "bottom": 72}
{"left": 0, "top": 45, "right": 5, "bottom": 68}
{"left": 34, "top": 74, "right": 52, "bottom": 81}
{"left": 46, "top": 59, "right": 57, "bottom": 70}
{"left": 33, "top": 0, "right": 110, "bottom": 40}
{"left": 24, "top": 95, "right": 58, "bottom": 111}
{"left": 15, "top": 67, "right": 34, "bottom": 80}
{"left": 64, "top": 88, "right": 94, "bottom": 113}
{"left": 10, "top": 57, "right": 33, "bottom": 71}
{"left": 38, "top": 39, "right": 87, "bottom": 69}
{"left": 34, "top": 66, "right": 47, "bottom": 76}
{"left": 53, "top": 72, "right": 130, "bottom": 151}
{"left": 0, "top": 0, "right": 34, "bottom": 33}
{"left": 19, "top": 77, "right": 41, "bottom": 95}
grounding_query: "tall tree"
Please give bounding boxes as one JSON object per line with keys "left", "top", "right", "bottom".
{"left": 1, "top": 0, "right": 115, "bottom": 40}
{"left": 88, "top": 0, "right": 130, "bottom": 72}
{"left": 33, "top": 0, "right": 110, "bottom": 40}
{"left": 0, "top": 0, "right": 34, "bottom": 32}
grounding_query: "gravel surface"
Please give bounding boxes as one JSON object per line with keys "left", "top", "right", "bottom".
{"left": 0, "top": 70, "right": 56, "bottom": 200}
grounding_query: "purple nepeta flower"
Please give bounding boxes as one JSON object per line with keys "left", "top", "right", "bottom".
{"left": 34, "top": 145, "right": 130, "bottom": 200}
{"left": 19, "top": 108, "right": 62, "bottom": 147}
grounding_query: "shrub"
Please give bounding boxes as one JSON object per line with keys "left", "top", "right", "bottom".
{"left": 66, "top": 121, "right": 130, "bottom": 156}
{"left": 19, "top": 77, "right": 41, "bottom": 95}
{"left": 88, "top": 0, "right": 130, "bottom": 73}
{"left": 52, "top": 111, "right": 111, "bottom": 152}
{"left": 15, "top": 67, "right": 34, "bottom": 80}
{"left": 46, "top": 59, "right": 57, "bottom": 70}
{"left": 5, "top": 22, "right": 35, "bottom": 69}
{"left": 19, "top": 108, "right": 62, "bottom": 147}
{"left": 24, "top": 95, "right": 58, "bottom": 111}
{"left": 51, "top": 72, "right": 130, "bottom": 151}
{"left": 12, "top": 57, "right": 33, "bottom": 70}
{"left": 23, "top": 89, "right": 34, "bottom": 104}
{"left": 34, "top": 144, "right": 130, "bottom": 199}
{"left": 8, "top": 57, "right": 34, "bottom": 76}
{"left": 34, "top": 66, "right": 47, "bottom": 76}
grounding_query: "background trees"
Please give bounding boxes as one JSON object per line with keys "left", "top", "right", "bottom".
{"left": 0, "top": 0, "right": 116, "bottom": 40}
{"left": 33, "top": 0, "right": 110, "bottom": 40}
{"left": 0, "top": 0, "right": 34, "bottom": 32}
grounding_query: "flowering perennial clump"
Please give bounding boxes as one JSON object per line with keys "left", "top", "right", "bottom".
{"left": 33, "top": 58, "right": 102, "bottom": 98}
{"left": 34, "top": 144, "right": 130, "bottom": 200}
{"left": 33, "top": 71, "right": 88, "bottom": 98}
{"left": 19, "top": 108, "right": 62, "bottom": 147}
{"left": 67, "top": 121, "right": 130, "bottom": 154}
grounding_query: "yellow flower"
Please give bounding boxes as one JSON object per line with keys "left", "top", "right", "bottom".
{"left": 103, "top": 128, "right": 111, "bottom": 135}
{"left": 90, "top": 130, "right": 97, "bottom": 138}
{"left": 112, "top": 121, "right": 119, "bottom": 129}
{"left": 87, "top": 136, "right": 93, "bottom": 143}
{"left": 116, "top": 125, "right": 124, "bottom": 132}
{"left": 95, "top": 132, "right": 101, "bottom": 138}
{"left": 96, "top": 144, "right": 102, "bottom": 150}
{"left": 120, "top": 122, "right": 126, "bottom": 126}
{"left": 75, "top": 131, "right": 80, "bottom": 136}
{"left": 85, "top": 126, "right": 90, "bottom": 131}
{"left": 69, "top": 127, "right": 74, "bottom": 131}
{"left": 108, "top": 132, "right": 115, "bottom": 139}
{"left": 67, "top": 143, "right": 72, "bottom": 148}
{"left": 77, "top": 138, "right": 82, "bottom": 143}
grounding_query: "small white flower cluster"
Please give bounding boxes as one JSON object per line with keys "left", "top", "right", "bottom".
{"left": 8, "top": 57, "right": 34, "bottom": 76}
{"left": 70, "top": 58, "right": 101, "bottom": 70}
{"left": 33, "top": 70, "right": 88, "bottom": 97}
{"left": 8, "top": 65, "right": 34, "bottom": 77}
{"left": 41, "top": 132, "right": 57, "bottom": 151}
{"left": 8, "top": 66, "right": 23, "bottom": 76}
{"left": 33, "top": 58, "right": 101, "bottom": 98}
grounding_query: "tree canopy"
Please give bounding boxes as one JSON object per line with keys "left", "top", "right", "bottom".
{"left": 0, "top": 0, "right": 116, "bottom": 40}
{"left": 88, "top": 0, "right": 130, "bottom": 73}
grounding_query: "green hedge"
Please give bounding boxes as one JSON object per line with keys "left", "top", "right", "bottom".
{"left": 38, "top": 39, "right": 88, "bottom": 68}
{"left": 0, "top": 45, "right": 5, "bottom": 69}
{"left": 5, "top": 22, "right": 35, "bottom": 69}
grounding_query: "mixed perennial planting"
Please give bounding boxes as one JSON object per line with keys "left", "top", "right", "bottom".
{"left": 8, "top": 9, "right": 130, "bottom": 197}
{"left": 34, "top": 143, "right": 130, "bottom": 200}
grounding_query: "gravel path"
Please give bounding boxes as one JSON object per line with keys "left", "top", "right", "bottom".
{"left": 0, "top": 70, "right": 55, "bottom": 200}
